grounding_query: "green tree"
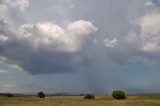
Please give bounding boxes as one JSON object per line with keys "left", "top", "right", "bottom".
{"left": 37, "top": 91, "right": 45, "bottom": 98}
{"left": 84, "top": 94, "right": 95, "bottom": 99}
{"left": 5, "top": 93, "right": 13, "bottom": 97}
{"left": 112, "top": 90, "right": 127, "bottom": 100}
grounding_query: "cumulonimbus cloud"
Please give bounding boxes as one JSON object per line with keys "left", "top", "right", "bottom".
{"left": 0, "top": 19, "right": 98, "bottom": 74}
{"left": 0, "top": 0, "right": 98, "bottom": 74}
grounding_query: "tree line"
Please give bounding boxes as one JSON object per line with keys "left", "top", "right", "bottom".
{"left": 2, "top": 90, "right": 127, "bottom": 100}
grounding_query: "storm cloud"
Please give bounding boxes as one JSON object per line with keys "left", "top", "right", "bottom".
{"left": 0, "top": 18, "right": 97, "bottom": 74}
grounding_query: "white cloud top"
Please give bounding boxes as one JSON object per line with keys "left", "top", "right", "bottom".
{"left": 18, "top": 20, "right": 98, "bottom": 52}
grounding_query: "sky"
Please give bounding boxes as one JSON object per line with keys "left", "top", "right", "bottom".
{"left": 0, "top": 0, "right": 160, "bottom": 94}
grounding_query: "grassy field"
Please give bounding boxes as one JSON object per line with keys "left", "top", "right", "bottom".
{"left": 0, "top": 94, "right": 160, "bottom": 106}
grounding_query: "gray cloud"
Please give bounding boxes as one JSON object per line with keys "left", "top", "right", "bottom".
{"left": 152, "top": 0, "right": 160, "bottom": 7}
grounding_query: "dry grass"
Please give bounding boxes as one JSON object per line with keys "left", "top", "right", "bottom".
{"left": 0, "top": 94, "right": 160, "bottom": 106}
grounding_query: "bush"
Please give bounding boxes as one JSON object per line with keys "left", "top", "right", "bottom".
{"left": 84, "top": 94, "right": 95, "bottom": 99}
{"left": 112, "top": 90, "right": 126, "bottom": 100}
{"left": 37, "top": 91, "right": 45, "bottom": 98}
{"left": 5, "top": 93, "right": 13, "bottom": 97}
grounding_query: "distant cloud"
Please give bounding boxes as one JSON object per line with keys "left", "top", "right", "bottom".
{"left": 0, "top": 69, "right": 8, "bottom": 74}
{"left": 4, "top": 84, "right": 16, "bottom": 88}
{"left": 103, "top": 38, "right": 118, "bottom": 48}
{"left": 0, "top": 0, "right": 29, "bottom": 12}
{"left": 145, "top": 1, "right": 154, "bottom": 7}
{"left": 0, "top": 34, "right": 8, "bottom": 44}
{"left": 152, "top": 0, "right": 160, "bottom": 7}
{"left": 139, "top": 12, "right": 160, "bottom": 53}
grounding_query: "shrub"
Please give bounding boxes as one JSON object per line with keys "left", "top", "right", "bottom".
{"left": 112, "top": 90, "right": 126, "bottom": 100}
{"left": 5, "top": 93, "right": 13, "bottom": 97}
{"left": 84, "top": 94, "right": 95, "bottom": 99}
{"left": 37, "top": 91, "right": 45, "bottom": 98}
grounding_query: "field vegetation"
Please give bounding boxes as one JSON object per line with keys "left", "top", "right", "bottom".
{"left": 0, "top": 94, "right": 160, "bottom": 106}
